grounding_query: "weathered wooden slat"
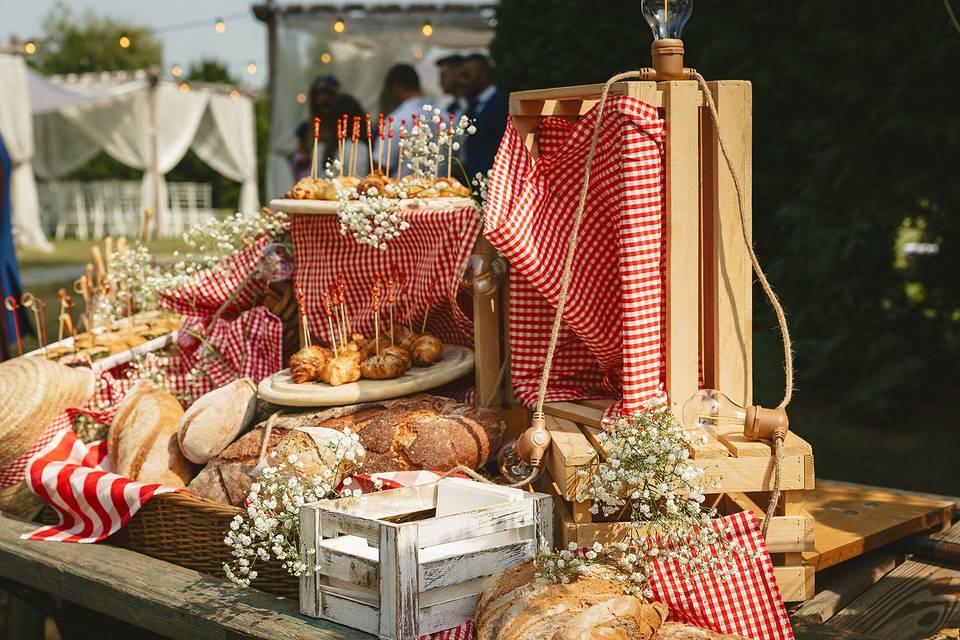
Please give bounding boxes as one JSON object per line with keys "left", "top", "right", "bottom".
{"left": 418, "top": 540, "right": 535, "bottom": 591}
{"left": 0, "top": 514, "right": 369, "bottom": 640}
{"left": 828, "top": 560, "right": 960, "bottom": 638}
{"left": 794, "top": 550, "right": 904, "bottom": 623}
{"left": 318, "top": 510, "right": 382, "bottom": 544}
{"left": 319, "top": 590, "right": 380, "bottom": 636}
{"left": 314, "top": 484, "right": 437, "bottom": 520}
{"left": 317, "top": 544, "right": 380, "bottom": 590}
{"left": 803, "top": 481, "right": 956, "bottom": 571}
{"left": 417, "top": 501, "right": 534, "bottom": 548}
{"left": 660, "top": 80, "right": 701, "bottom": 424}
{"left": 542, "top": 401, "right": 604, "bottom": 428}
{"left": 418, "top": 594, "right": 477, "bottom": 636}
{"left": 378, "top": 524, "right": 419, "bottom": 640}
{"left": 509, "top": 82, "right": 664, "bottom": 116}
{"left": 300, "top": 503, "right": 322, "bottom": 617}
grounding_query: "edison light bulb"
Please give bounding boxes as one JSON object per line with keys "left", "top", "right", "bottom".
{"left": 459, "top": 253, "right": 506, "bottom": 296}
{"left": 641, "top": 0, "right": 693, "bottom": 40}
{"left": 681, "top": 389, "right": 746, "bottom": 430}
{"left": 498, "top": 441, "right": 534, "bottom": 484}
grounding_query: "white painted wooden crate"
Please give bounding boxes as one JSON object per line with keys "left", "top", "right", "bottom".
{"left": 299, "top": 478, "right": 553, "bottom": 640}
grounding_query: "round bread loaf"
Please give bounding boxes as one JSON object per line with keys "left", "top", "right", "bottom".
{"left": 178, "top": 378, "right": 257, "bottom": 464}
{"left": 187, "top": 425, "right": 291, "bottom": 505}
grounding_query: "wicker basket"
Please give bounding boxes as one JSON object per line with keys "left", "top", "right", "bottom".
{"left": 107, "top": 492, "right": 299, "bottom": 598}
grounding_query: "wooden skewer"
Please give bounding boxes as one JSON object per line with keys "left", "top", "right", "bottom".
{"left": 57, "top": 289, "right": 75, "bottom": 349}
{"left": 372, "top": 278, "right": 382, "bottom": 357}
{"left": 421, "top": 295, "right": 431, "bottom": 334}
{"left": 396, "top": 121, "right": 406, "bottom": 182}
{"left": 331, "top": 285, "right": 346, "bottom": 348}
{"left": 3, "top": 296, "right": 22, "bottom": 356}
{"left": 385, "top": 117, "right": 395, "bottom": 179}
{"left": 141, "top": 208, "right": 153, "bottom": 245}
{"left": 322, "top": 291, "right": 338, "bottom": 357}
{"left": 104, "top": 236, "right": 113, "bottom": 270}
{"left": 338, "top": 274, "right": 351, "bottom": 337}
{"left": 20, "top": 293, "right": 44, "bottom": 354}
{"left": 310, "top": 116, "right": 321, "bottom": 179}
{"left": 91, "top": 246, "right": 105, "bottom": 284}
{"left": 387, "top": 277, "right": 395, "bottom": 346}
{"left": 447, "top": 114, "right": 455, "bottom": 180}
{"left": 377, "top": 113, "right": 385, "bottom": 174}
{"left": 365, "top": 114, "right": 374, "bottom": 177}
{"left": 295, "top": 284, "right": 311, "bottom": 348}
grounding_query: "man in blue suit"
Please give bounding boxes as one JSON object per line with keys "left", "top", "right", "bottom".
{"left": 460, "top": 54, "right": 508, "bottom": 183}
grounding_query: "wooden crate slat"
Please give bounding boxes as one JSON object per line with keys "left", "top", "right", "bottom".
{"left": 300, "top": 504, "right": 322, "bottom": 617}
{"left": 319, "top": 591, "right": 381, "bottom": 636}
{"left": 418, "top": 594, "right": 478, "bottom": 637}
{"left": 802, "top": 481, "right": 956, "bottom": 572}
{"left": 378, "top": 524, "right": 419, "bottom": 639}
{"left": 417, "top": 501, "right": 535, "bottom": 548}
{"left": 315, "top": 484, "right": 438, "bottom": 520}
{"left": 472, "top": 235, "right": 505, "bottom": 408}
{"left": 661, "top": 80, "right": 702, "bottom": 423}
{"left": 697, "top": 454, "right": 807, "bottom": 494}
{"left": 317, "top": 543, "right": 380, "bottom": 590}
{"left": 317, "top": 510, "right": 383, "bottom": 545}
{"left": 543, "top": 401, "right": 604, "bottom": 428}
{"left": 509, "top": 82, "right": 663, "bottom": 116}
{"left": 418, "top": 540, "right": 535, "bottom": 591}
{"left": 544, "top": 415, "right": 596, "bottom": 499}
{"left": 776, "top": 564, "right": 815, "bottom": 603}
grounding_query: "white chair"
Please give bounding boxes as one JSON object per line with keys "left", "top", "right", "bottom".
{"left": 85, "top": 182, "right": 107, "bottom": 239}
{"left": 54, "top": 183, "right": 90, "bottom": 240}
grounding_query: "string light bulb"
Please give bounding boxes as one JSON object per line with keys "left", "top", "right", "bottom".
{"left": 229, "top": 89, "right": 240, "bottom": 100}
{"left": 421, "top": 21, "right": 434, "bottom": 37}
{"left": 681, "top": 389, "right": 789, "bottom": 442}
{"left": 179, "top": 82, "right": 190, "bottom": 93}
{"left": 640, "top": 0, "right": 693, "bottom": 80}
{"left": 296, "top": 93, "right": 307, "bottom": 104}
{"left": 333, "top": 17, "right": 346, "bottom": 33}
{"left": 119, "top": 35, "right": 131, "bottom": 49}
{"left": 320, "top": 52, "right": 332, "bottom": 64}
{"left": 215, "top": 17, "right": 226, "bottom": 33}
{"left": 171, "top": 64, "right": 183, "bottom": 78}
{"left": 24, "top": 41, "right": 37, "bottom": 55}
{"left": 246, "top": 61, "right": 257, "bottom": 74}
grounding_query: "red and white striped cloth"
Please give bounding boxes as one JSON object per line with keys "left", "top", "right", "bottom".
{"left": 290, "top": 209, "right": 481, "bottom": 349}
{"left": 485, "top": 98, "right": 667, "bottom": 415}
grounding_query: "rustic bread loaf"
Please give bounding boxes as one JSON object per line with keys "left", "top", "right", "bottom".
{"left": 108, "top": 381, "right": 192, "bottom": 488}
{"left": 476, "top": 561, "right": 748, "bottom": 640}
{"left": 178, "top": 378, "right": 258, "bottom": 464}
{"left": 273, "top": 427, "right": 364, "bottom": 488}
{"left": 187, "top": 425, "right": 291, "bottom": 505}
{"left": 260, "top": 395, "right": 505, "bottom": 474}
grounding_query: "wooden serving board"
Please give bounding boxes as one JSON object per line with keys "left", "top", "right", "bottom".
{"left": 269, "top": 197, "right": 476, "bottom": 215}
{"left": 257, "top": 344, "right": 474, "bottom": 407}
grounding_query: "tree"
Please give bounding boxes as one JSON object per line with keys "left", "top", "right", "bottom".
{"left": 491, "top": 0, "right": 960, "bottom": 417}
{"left": 30, "top": 2, "right": 162, "bottom": 75}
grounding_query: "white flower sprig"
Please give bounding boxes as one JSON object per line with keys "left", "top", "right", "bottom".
{"left": 535, "top": 405, "right": 758, "bottom": 596}
{"left": 223, "top": 429, "right": 365, "bottom": 587}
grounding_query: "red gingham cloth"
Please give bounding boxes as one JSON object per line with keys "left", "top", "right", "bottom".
{"left": 290, "top": 209, "right": 481, "bottom": 349}
{"left": 485, "top": 98, "right": 667, "bottom": 415}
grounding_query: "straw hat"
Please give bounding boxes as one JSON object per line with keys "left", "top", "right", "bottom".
{"left": 0, "top": 358, "right": 95, "bottom": 516}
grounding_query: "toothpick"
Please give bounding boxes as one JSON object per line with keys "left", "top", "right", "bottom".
{"left": 4, "top": 296, "right": 22, "bottom": 356}
{"left": 386, "top": 116, "right": 395, "bottom": 179}
{"left": 373, "top": 278, "right": 382, "bottom": 356}
{"left": 20, "top": 293, "right": 43, "bottom": 353}
{"left": 337, "top": 273, "right": 350, "bottom": 339}
{"left": 365, "top": 114, "right": 374, "bottom": 177}
{"left": 323, "top": 291, "right": 338, "bottom": 357}
{"left": 396, "top": 121, "right": 406, "bottom": 182}
{"left": 295, "top": 284, "right": 311, "bottom": 348}
{"left": 387, "top": 277, "right": 395, "bottom": 345}
{"left": 331, "top": 285, "right": 346, "bottom": 348}
{"left": 377, "top": 113, "right": 385, "bottom": 174}
{"left": 338, "top": 116, "right": 345, "bottom": 177}
{"left": 447, "top": 113, "right": 455, "bottom": 180}
{"left": 421, "top": 294, "right": 431, "bottom": 334}
{"left": 310, "top": 116, "right": 321, "bottom": 179}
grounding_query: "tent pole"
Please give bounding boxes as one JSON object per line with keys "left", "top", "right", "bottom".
{"left": 147, "top": 71, "right": 160, "bottom": 240}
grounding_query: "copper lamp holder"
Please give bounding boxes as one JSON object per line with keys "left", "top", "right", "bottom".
{"left": 517, "top": 412, "right": 552, "bottom": 468}
{"left": 744, "top": 405, "right": 790, "bottom": 442}
{"left": 645, "top": 38, "right": 694, "bottom": 81}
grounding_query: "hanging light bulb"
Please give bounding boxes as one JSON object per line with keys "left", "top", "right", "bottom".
{"left": 24, "top": 41, "right": 37, "bottom": 55}
{"left": 640, "top": 0, "right": 693, "bottom": 80}
{"left": 179, "top": 82, "right": 190, "bottom": 93}
{"left": 229, "top": 89, "right": 241, "bottom": 100}
{"left": 498, "top": 413, "right": 552, "bottom": 484}
{"left": 246, "top": 61, "right": 257, "bottom": 75}
{"left": 681, "top": 389, "right": 789, "bottom": 442}
{"left": 333, "top": 17, "right": 346, "bottom": 33}
{"left": 119, "top": 35, "right": 131, "bottom": 49}
{"left": 171, "top": 64, "right": 183, "bottom": 78}
{"left": 421, "top": 21, "right": 434, "bottom": 37}
{"left": 296, "top": 92, "right": 307, "bottom": 104}
{"left": 320, "top": 52, "right": 332, "bottom": 64}
{"left": 215, "top": 17, "right": 226, "bottom": 33}
{"left": 459, "top": 253, "right": 506, "bottom": 296}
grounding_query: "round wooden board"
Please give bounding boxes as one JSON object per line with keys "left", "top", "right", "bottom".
{"left": 257, "top": 344, "right": 475, "bottom": 407}
{"left": 269, "top": 197, "right": 476, "bottom": 215}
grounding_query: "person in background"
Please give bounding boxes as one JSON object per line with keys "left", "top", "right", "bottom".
{"left": 292, "top": 75, "right": 341, "bottom": 180}
{"left": 436, "top": 54, "right": 466, "bottom": 120}
{"left": 459, "top": 53, "right": 508, "bottom": 182}
{"left": 320, "top": 93, "right": 370, "bottom": 177}
{"left": 376, "top": 64, "right": 434, "bottom": 178}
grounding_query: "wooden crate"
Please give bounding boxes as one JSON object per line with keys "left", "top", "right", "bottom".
{"left": 299, "top": 479, "right": 552, "bottom": 640}
{"left": 472, "top": 80, "right": 818, "bottom": 601}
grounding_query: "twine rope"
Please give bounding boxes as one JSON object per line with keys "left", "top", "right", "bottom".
{"left": 529, "top": 70, "right": 795, "bottom": 536}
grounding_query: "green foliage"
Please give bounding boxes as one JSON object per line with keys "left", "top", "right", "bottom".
{"left": 30, "top": 2, "right": 162, "bottom": 75}
{"left": 491, "top": 1, "right": 960, "bottom": 418}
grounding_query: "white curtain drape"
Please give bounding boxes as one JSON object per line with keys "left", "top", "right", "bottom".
{"left": 0, "top": 54, "right": 51, "bottom": 251}
{"left": 63, "top": 84, "right": 210, "bottom": 223}
{"left": 192, "top": 93, "right": 260, "bottom": 213}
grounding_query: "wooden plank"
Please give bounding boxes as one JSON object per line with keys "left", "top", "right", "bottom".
{"left": 318, "top": 510, "right": 382, "bottom": 545}
{"left": 317, "top": 544, "right": 380, "bottom": 590}
{"left": 794, "top": 550, "right": 904, "bottom": 623}
{"left": 660, "top": 80, "right": 701, "bottom": 424}
{"left": 695, "top": 453, "right": 807, "bottom": 494}
{"left": 902, "top": 521, "right": 960, "bottom": 565}
{"left": 542, "top": 401, "right": 603, "bottom": 428}
{"left": 777, "top": 564, "right": 815, "bottom": 603}
{"left": 300, "top": 503, "right": 322, "bottom": 617}
{"left": 701, "top": 80, "right": 752, "bottom": 405}
{"left": 544, "top": 415, "right": 596, "bottom": 499}
{"left": 0, "top": 514, "right": 369, "bottom": 640}
{"left": 378, "top": 523, "right": 418, "bottom": 640}
{"left": 532, "top": 491, "right": 554, "bottom": 555}
{"left": 417, "top": 501, "right": 534, "bottom": 548}
{"left": 418, "top": 540, "right": 535, "bottom": 590}
{"left": 319, "top": 590, "right": 380, "bottom": 636}
{"left": 803, "top": 481, "right": 956, "bottom": 571}
{"left": 828, "top": 560, "right": 960, "bottom": 638}
{"left": 509, "top": 82, "right": 664, "bottom": 116}
{"left": 472, "top": 236, "right": 504, "bottom": 409}
{"left": 315, "top": 484, "right": 437, "bottom": 520}
{"left": 418, "top": 594, "right": 476, "bottom": 636}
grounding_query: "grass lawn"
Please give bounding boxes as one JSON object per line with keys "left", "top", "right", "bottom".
{"left": 17, "top": 237, "right": 187, "bottom": 268}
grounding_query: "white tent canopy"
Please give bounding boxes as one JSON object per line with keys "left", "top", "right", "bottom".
{"left": 0, "top": 53, "right": 50, "bottom": 251}
{"left": 261, "top": 1, "right": 495, "bottom": 199}
{"left": 29, "top": 70, "right": 261, "bottom": 231}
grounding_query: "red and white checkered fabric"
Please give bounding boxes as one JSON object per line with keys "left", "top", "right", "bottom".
{"left": 485, "top": 97, "right": 667, "bottom": 415}
{"left": 290, "top": 210, "right": 481, "bottom": 349}
{"left": 650, "top": 511, "right": 795, "bottom": 640}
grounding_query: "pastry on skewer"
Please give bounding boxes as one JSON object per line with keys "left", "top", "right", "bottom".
{"left": 318, "top": 350, "right": 363, "bottom": 386}
{"left": 360, "top": 345, "right": 412, "bottom": 380}
{"left": 410, "top": 333, "right": 443, "bottom": 367}
{"left": 290, "top": 345, "right": 333, "bottom": 383}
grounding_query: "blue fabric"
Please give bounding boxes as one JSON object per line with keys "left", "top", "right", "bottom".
{"left": 464, "top": 88, "right": 509, "bottom": 181}
{"left": 0, "top": 133, "right": 28, "bottom": 346}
